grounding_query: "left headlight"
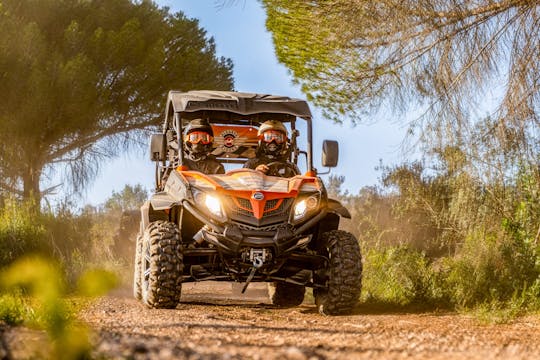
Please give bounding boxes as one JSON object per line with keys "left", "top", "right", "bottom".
{"left": 292, "top": 194, "right": 319, "bottom": 222}
{"left": 193, "top": 189, "right": 225, "bottom": 220}
{"left": 205, "top": 194, "right": 223, "bottom": 218}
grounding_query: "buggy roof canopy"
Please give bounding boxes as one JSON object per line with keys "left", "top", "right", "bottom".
{"left": 167, "top": 90, "right": 312, "bottom": 119}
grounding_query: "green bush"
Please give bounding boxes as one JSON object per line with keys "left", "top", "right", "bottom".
{"left": 362, "top": 246, "right": 439, "bottom": 307}
{"left": 0, "top": 199, "right": 52, "bottom": 267}
{"left": 0, "top": 291, "right": 33, "bottom": 325}
{"left": 442, "top": 228, "right": 539, "bottom": 307}
{"left": 0, "top": 196, "right": 126, "bottom": 287}
{"left": 1, "top": 256, "right": 118, "bottom": 359}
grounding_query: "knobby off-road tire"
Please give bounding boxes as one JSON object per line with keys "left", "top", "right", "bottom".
{"left": 133, "top": 231, "right": 143, "bottom": 300}
{"left": 315, "top": 230, "right": 362, "bottom": 315}
{"left": 271, "top": 281, "right": 305, "bottom": 307}
{"left": 141, "top": 221, "right": 183, "bottom": 309}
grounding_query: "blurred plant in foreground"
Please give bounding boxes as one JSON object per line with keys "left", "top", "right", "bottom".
{"left": 1, "top": 256, "right": 117, "bottom": 359}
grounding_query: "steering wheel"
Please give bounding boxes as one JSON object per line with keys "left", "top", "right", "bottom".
{"left": 265, "top": 161, "right": 298, "bottom": 177}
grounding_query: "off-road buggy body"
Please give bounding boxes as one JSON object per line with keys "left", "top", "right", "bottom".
{"left": 133, "top": 91, "right": 362, "bottom": 315}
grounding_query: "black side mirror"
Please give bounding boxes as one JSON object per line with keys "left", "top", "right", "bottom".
{"left": 150, "top": 134, "right": 166, "bottom": 161}
{"left": 322, "top": 140, "right": 339, "bottom": 167}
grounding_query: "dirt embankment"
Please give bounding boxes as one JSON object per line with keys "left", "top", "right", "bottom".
{"left": 4, "top": 282, "right": 540, "bottom": 359}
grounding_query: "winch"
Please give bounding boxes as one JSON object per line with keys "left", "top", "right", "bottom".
{"left": 241, "top": 248, "right": 273, "bottom": 293}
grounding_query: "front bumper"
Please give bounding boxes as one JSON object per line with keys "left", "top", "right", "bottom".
{"left": 183, "top": 199, "right": 328, "bottom": 254}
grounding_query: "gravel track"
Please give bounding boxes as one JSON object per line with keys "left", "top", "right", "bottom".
{"left": 3, "top": 282, "right": 540, "bottom": 359}
{"left": 79, "top": 282, "right": 540, "bottom": 359}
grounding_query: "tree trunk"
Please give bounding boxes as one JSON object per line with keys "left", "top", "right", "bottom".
{"left": 22, "top": 164, "right": 42, "bottom": 206}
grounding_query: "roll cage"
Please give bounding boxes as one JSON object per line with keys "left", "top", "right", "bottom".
{"left": 161, "top": 90, "right": 314, "bottom": 169}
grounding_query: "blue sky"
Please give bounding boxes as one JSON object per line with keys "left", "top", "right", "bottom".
{"left": 80, "top": 1, "right": 406, "bottom": 206}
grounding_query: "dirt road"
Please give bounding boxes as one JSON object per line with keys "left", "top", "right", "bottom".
{"left": 70, "top": 282, "right": 540, "bottom": 359}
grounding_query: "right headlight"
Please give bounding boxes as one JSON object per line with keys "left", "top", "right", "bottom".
{"left": 292, "top": 194, "right": 320, "bottom": 222}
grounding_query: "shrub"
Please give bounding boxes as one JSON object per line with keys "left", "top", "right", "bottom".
{"left": 1, "top": 256, "right": 118, "bottom": 359}
{"left": 0, "top": 197, "right": 124, "bottom": 288}
{"left": 0, "top": 199, "right": 52, "bottom": 267}
{"left": 443, "top": 228, "right": 539, "bottom": 307}
{"left": 0, "top": 291, "right": 33, "bottom": 325}
{"left": 362, "top": 246, "right": 439, "bottom": 306}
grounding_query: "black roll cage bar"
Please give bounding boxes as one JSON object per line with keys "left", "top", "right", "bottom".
{"left": 161, "top": 95, "right": 314, "bottom": 173}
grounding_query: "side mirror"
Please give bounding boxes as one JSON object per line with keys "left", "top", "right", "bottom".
{"left": 150, "top": 134, "right": 166, "bottom": 161}
{"left": 322, "top": 140, "right": 339, "bottom": 167}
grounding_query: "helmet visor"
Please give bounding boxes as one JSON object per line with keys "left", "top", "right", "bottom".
{"left": 260, "top": 130, "right": 286, "bottom": 144}
{"left": 185, "top": 131, "right": 213, "bottom": 145}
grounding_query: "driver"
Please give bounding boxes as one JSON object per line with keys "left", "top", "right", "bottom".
{"left": 183, "top": 118, "right": 225, "bottom": 174}
{"left": 243, "top": 120, "right": 300, "bottom": 177}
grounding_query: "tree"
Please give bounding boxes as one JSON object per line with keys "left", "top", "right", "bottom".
{"left": 0, "top": 0, "right": 234, "bottom": 205}
{"left": 325, "top": 174, "right": 347, "bottom": 200}
{"left": 262, "top": 0, "right": 539, "bottom": 211}
{"left": 263, "top": 0, "right": 538, "bottom": 120}
{"left": 261, "top": 1, "right": 539, "bottom": 146}
{"left": 104, "top": 184, "right": 148, "bottom": 212}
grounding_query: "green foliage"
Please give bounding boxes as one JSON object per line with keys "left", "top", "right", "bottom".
{"left": 0, "top": 198, "right": 51, "bottom": 266}
{"left": 335, "top": 149, "right": 539, "bottom": 318}
{"left": 0, "top": 256, "right": 118, "bottom": 359}
{"left": 262, "top": 1, "right": 358, "bottom": 122}
{"left": 262, "top": 0, "right": 540, "bottom": 136}
{"left": 0, "top": 0, "right": 234, "bottom": 203}
{"left": 77, "top": 268, "right": 119, "bottom": 297}
{"left": 362, "top": 246, "right": 439, "bottom": 307}
{"left": 442, "top": 230, "right": 537, "bottom": 307}
{"left": 104, "top": 184, "right": 148, "bottom": 212}
{"left": 0, "top": 195, "right": 129, "bottom": 288}
{"left": 0, "top": 292, "right": 33, "bottom": 326}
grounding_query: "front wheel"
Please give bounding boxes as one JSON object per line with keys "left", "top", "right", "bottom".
{"left": 314, "top": 230, "right": 362, "bottom": 315}
{"left": 141, "top": 221, "right": 183, "bottom": 309}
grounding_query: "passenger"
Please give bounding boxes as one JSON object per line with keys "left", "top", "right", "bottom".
{"left": 183, "top": 119, "right": 225, "bottom": 174}
{"left": 244, "top": 120, "right": 300, "bottom": 177}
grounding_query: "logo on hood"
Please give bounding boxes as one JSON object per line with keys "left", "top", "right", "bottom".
{"left": 252, "top": 192, "right": 264, "bottom": 200}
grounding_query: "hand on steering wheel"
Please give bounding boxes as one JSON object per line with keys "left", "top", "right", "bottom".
{"left": 264, "top": 161, "right": 286, "bottom": 176}
{"left": 255, "top": 162, "right": 298, "bottom": 177}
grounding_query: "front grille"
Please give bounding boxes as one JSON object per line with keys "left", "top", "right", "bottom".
{"left": 264, "top": 199, "right": 279, "bottom": 211}
{"left": 225, "top": 196, "right": 293, "bottom": 221}
{"left": 236, "top": 197, "right": 252, "bottom": 210}
{"left": 231, "top": 197, "right": 253, "bottom": 217}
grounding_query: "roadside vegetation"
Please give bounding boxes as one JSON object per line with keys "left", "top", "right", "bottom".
{"left": 328, "top": 157, "right": 540, "bottom": 319}
{"left": 262, "top": 0, "right": 540, "bottom": 321}
{"left": 0, "top": 186, "right": 140, "bottom": 358}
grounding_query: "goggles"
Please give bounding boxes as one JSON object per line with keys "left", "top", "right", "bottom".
{"left": 185, "top": 131, "right": 213, "bottom": 145}
{"left": 260, "top": 130, "right": 286, "bottom": 144}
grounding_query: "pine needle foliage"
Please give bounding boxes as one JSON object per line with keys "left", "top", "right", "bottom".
{"left": 0, "top": 0, "right": 234, "bottom": 204}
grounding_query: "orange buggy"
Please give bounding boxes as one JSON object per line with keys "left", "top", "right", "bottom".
{"left": 133, "top": 91, "right": 362, "bottom": 315}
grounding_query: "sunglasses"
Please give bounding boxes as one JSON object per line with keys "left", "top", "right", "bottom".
{"left": 185, "top": 131, "right": 213, "bottom": 144}
{"left": 260, "top": 130, "right": 286, "bottom": 144}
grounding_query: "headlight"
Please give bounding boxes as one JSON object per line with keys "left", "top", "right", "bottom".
{"left": 205, "top": 194, "right": 223, "bottom": 218}
{"left": 293, "top": 195, "right": 319, "bottom": 222}
{"left": 294, "top": 200, "right": 307, "bottom": 219}
{"left": 192, "top": 189, "right": 225, "bottom": 220}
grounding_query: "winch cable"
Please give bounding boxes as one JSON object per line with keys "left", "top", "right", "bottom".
{"left": 241, "top": 257, "right": 264, "bottom": 293}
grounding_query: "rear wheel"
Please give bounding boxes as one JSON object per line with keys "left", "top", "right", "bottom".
{"left": 141, "top": 221, "right": 183, "bottom": 309}
{"left": 314, "top": 230, "right": 362, "bottom": 315}
{"left": 133, "top": 231, "right": 143, "bottom": 300}
{"left": 271, "top": 281, "right": 305, "bottom": 307}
